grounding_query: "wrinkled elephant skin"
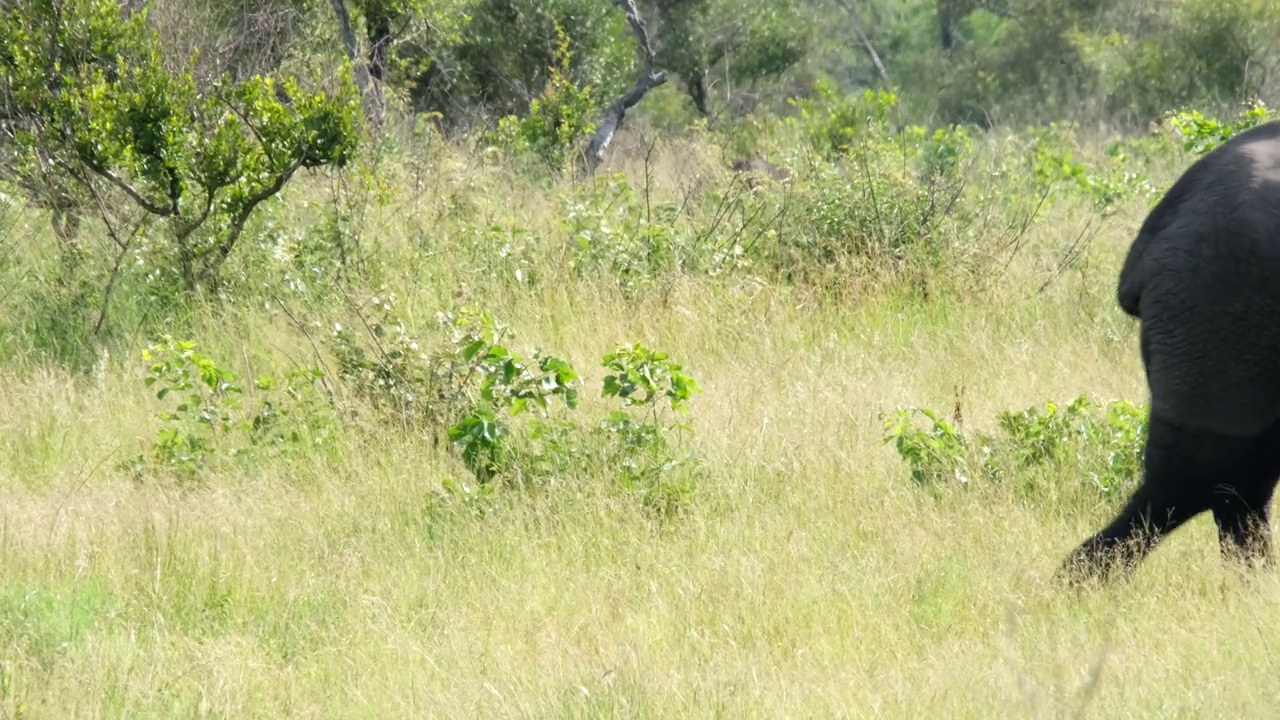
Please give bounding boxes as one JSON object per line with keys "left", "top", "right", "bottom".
{"left": 1061, "top": 121, "right": 1280, "bottom": 584}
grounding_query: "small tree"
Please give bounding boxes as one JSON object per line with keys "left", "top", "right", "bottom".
{"left": 646, "top": 0, "right": 810, "bottom": 118}
{"left": 0, "top": 0, "right": 362, "bottom": 294}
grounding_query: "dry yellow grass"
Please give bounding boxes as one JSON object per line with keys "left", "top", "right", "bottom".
{"left": 2, "top": 138, "right": 1277, "bottom": 719}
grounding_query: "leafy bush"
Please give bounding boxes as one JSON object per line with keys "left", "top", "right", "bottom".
{"left": 763, "top": 86, "right": 977, "bottom": 291}
{"left": 1164, "top": 102, "right": 1277, "bottom": 155}
{"left": 329, "top": 298, "right": 579, "bottom": 481}
{"left": 597, "top": 342, "right": 702, "bottom": 515}
{"left": 881, "top": 407, "right": 973, "bottom": 487}
{"left": 0, "top": 0, "right": 362, "bottom": 295}
{"left": 559, "top": 174, "right": 680, "bottom": 290}
{"left": 919, "top": 0, "right": 1104, "bottom": 126}
{"left": 882, "top": 395, "right": 1147, "bottom": 504}
{"left": 483, "top": 21, "right": 599, "bottom": 170}
{"left": 129, "top": 335, "right": 333, "bottom": 480}
{"left": 1026, "top": 122, "right": 1158, "bottom": 216}
{"left": 417, "top": 0, "right": 631, "bottom": 123}
{"left": 501, "top": 342, "right": 703, "bottom": 517}
{"left": 553, "top": 166, "right": 766, "bottom": 291}
{"left": 994, "top": 396, "right": 1146, "bottom": 493}
{"left": 139, "top": 337, "right": 242, "bottom": 476}
{"left": 1073, "top": 0, "right": 1280, "bottom": 124}
{"left": 328, "top": 297, "right": 703, "bottom": 514}
{"left": 602, "top": 342, "right": 701, "bottom": 417}
{"left": 443, "top": 331, "right": 580, "bottom": 483}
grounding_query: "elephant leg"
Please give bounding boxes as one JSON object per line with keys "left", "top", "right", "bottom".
{"left": 1212, "top": 495, "right": 1273, "bottom": 567}
{"left": 1212, "top": 428, "right": 1280, "bottom": 568}
{"left": 1059, "top": 416, "right": 1212, "bottom": 584}
{"left": 1062, "top": 481, "right": 1209, "bottom": 583}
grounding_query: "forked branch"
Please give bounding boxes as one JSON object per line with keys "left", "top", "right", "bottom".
{"left": 583, "top": 0, "right": 667, "bottom": 170}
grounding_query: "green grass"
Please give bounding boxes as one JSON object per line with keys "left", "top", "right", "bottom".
{"left": 2, "top": 137, "right": 1277, "bottom": 718}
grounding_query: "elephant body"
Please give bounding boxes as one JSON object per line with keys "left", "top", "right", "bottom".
{"left": 1063, "top": 120, "right": 1280, "bottom": 581}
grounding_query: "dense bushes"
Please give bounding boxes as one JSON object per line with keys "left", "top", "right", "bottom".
{"left": 870, "top": 0, "right": 1280, "bottom": 128}
{"left": 4, "top": 0, "right": 1279, "bottom": 514}
{"left": 882, "top": 395, "right": 1148, "bottom": 512}
{"left": 5, "top": 26, "right": 1269, "bottom": 364}
{"left": 128, "top": 300, "right": 704, "bottom": 516}
{"left": 1075, "top": 0, "right": 1280, "bottom": 125}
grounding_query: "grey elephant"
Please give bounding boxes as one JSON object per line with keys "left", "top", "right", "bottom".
{"left": 1061, "top": 120, "right": 1280, "bottom": 582}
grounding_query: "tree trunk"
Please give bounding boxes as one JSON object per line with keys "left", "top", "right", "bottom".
{"left": 834, "top": 0, "right": 891, "bottom": 82}
{"left": 583, "top": 0, "right": 667, "bottom": 170}
{"left": 686, "top": 73, "right": 709, "bottom": 117}
{"left": 939, "top": 6, "right": 957, "bottom": 51}
{"left": 364, "top": 3, "right": 393, "bottom": 82}
{"left": 327, "top": 0, "right": 385, "bottom": 124}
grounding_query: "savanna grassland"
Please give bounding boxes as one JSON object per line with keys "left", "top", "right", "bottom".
{"left": 6, "top": 103, "right": 1280, "bottom": 720}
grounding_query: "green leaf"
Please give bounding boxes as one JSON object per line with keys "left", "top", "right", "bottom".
{"left": 603, "top": 375, "right": 620, "bottom": 397}
{"left": 463, "top": 339, "right": 487, "bottom": 360}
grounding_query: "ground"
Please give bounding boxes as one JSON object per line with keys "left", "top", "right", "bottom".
{"left": 2, "top": 144, "right": 1278, "bottom": 718}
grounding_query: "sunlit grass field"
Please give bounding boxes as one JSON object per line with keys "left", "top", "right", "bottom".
{"left": 4, "top": 138, "right": 1280, "bottom": 718}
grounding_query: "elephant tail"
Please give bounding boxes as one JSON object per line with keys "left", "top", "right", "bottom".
{"left": 1117, "top": 268, "right": 1142, "bottom": 318}
{"left": 1116, "top": 232, "right": 1149, "bottom": 319}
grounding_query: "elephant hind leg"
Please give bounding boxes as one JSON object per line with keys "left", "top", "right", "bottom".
{"left": 1058, "top": 415, "right": 1214, "bottom": 585}
{"left": 1060, "top": 480, "right": 1209, "bottom": 584}
{"left": 1212, "top": 497, "right": 1272, "bottom": 567}
{"left": 1211, "top": 421, "right": 1280, "bottom": 568}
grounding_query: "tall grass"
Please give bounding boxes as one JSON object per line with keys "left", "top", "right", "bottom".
{"left": 2, "top": 123, "right": 1276, "bottom": 718}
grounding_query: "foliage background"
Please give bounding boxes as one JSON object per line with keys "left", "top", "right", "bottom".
{"left": 2, "top": 0, "right": 1280, "bottom": 715}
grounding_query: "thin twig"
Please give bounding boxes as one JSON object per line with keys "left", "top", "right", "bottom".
{"left": 48, "top": 445, "right": 121, "bottom": 547}
{"left": 272, "top": 294, "right": 337, "bottom": 398}
{"left": 1038, "top": 218, "right": 1099, "bottom": 294}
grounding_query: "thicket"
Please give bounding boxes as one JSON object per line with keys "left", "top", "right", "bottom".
{"left": 2, "top": 0, "right": 1278, "bottom": 513}
{"left": 881, "top": 395, "right": 1148, "bottom": 515}
{"left": 124, "top": 300, "right": 703, "bottom": 517}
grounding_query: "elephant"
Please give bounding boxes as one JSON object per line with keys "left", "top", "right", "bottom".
{"left": 1060, "top": 120, "right": 1280, "bottom": 583}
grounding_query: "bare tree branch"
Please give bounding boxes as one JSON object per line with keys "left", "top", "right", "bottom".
{"left": 835, "top": 0, "right": 890, "bottom": 83}
{"left": 583, "top": 0, "right": 667, "bottom": 170}
{"left": 80, "top": 156, "right": 176, "bottom": 217}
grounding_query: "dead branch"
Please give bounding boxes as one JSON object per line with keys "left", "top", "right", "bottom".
{"left": 583, "top": 0, "right": 667, "bottom": 171}
{"left": 836, "top": 0, "right": 891, "bottom": 84}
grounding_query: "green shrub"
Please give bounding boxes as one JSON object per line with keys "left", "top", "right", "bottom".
{"left": 559, "top": 174, "right": 680, "bottom": 291}
{"left": 483, "top": 22, "right": 599, "bottom": 171}
{"left": 761, "top": 86, "right": 976, "bottom": 292}
{"left": 328, "top": 298, "right": 703, "bottom": 512}
{"left": 329, "top": 298, "right": 580, "bottom": 483}
{"left": 881, "top": 406, "right": 974, "bottom": 487}
{"left": 500, "top": 342, "right": 703, "bottom": 517}
{"left": 1073, "top": 0, "right": 1280, "bottom": 124}
{"left": 1026, "top": 122, "right": 1159, "bottom": 216}
{"left": 882, "top": 394, "right": 1147, "bottom": 505}
{"left": 1164, "top": 102, "right": 1277, "bottom": 155}
{"left": 129, "top": 335, "right": 333, "bottom": 481}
